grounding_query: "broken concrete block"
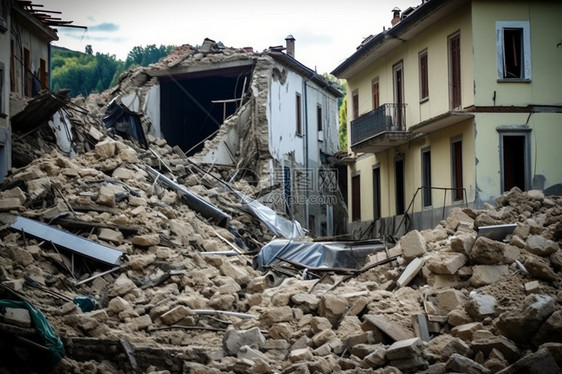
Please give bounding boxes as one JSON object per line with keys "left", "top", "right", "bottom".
{"left": 470, "top": 236, "right": 511, "bottom": 265}
{"left": 362, "top": 345, "right": 387, "bottom": 368}
{"left": 288, "top": 347, "right": 313, "bottom": 362}
{"left": 95, "top": 140, "right": 117, "bottom": 159}
{"left": 363, "top": 314, "right": 414, "bottom": 341}
{"left": 445, "top": 207, "right": 474, "bottom": 232}
{"left": 470, "top": 265, "right": 509, "bottom": 287}
{"left": 223, "top": 327, "right": 266, "bottom": 355}
{"left": 107, "top": 296, "right": 133, "bottom": 315}
{"left": 4, "top": 307, "right": 32, "bottom": 327}
{"left": 496, "top": 347, "right": 561, "bottom": 374}
{"left": 496, "top": 294, "right": 555, "bottom": 343}
{"left": 471, "top": 335, "right": 520, "bottom": 362}
{"left": 318, "top": 293, "right": 348, "bottom": 326}
{"left": 311, "top": 329, "right": 337, "bottom": 348}
{"left": 436, "top": 289, "right": 468, "bottom": 314}
{"left": 396, "top": 257, "right": 424, "bottom": 288}
{"left": 125, "top": 314, "right": 152, "bottom": 332}
{"left": 220, "top": 261, "right": 251, "bottom": 285}
{"left": 450, "top": 233, "right": 476, "bottom": 254}
{"left": 0, "top": 197, "right": 23, "bottom": 211}
{"left": 466, "top": 292, "right": 496, "bottom": 320}
{"left": 26, "top": 177, "right": 51, "bottom": 200}
{"left": 2, "top": 279, "right": 25, "bottom": 292}
{"left": 310, "top": 316, "right": 332, "bottom": 333}
{"left": 524, "top": 255, "right": 558, "bottom": 282}
{"left": 132, "top": 233, "right": 160, "bottom": 247}
{"left": 450, "top": 322, "right": 484, "bottom": 341}
{"left": 1, "top": 187, "right": 27, "bottom": 204}
{"left": 237, "top": 345, "right": 269, "bottom": 362}
{"left": 291, "top": 292, "right": 320, "bottom": 313}
{"left": 259, "top": 306, "right": 293, "bottom": 325}
{"left": 445, "top": 353, "right": 491, "bottom": 374}
{"left": 426, "top": 252, "right": 467, "bottom": 275}
{"left": 532, "top": 310, "right": 562, "bottom": 346}
{"left": 524, "top": 280, "right": 541, "bottom": 294}
{"left": 525, "top": 235, "right": 559, "bottom": 257}
{"left": 400, "top": 230, "right": 427, "bottom": 261}
{"left": 98, "top": 228, "right": 124, "bottom": 245}
{"left": 110, "top": 274, "right": 137, "bottom": 297}
{"left": 158, "top": 305, "right": 193, "bottom": 326}
{"left": 386, "top": 338, "right": 428, "bottom": 372}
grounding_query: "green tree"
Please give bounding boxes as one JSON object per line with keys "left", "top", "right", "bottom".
{"left": 339, "top": 95, "right": 348, "bottom": 151}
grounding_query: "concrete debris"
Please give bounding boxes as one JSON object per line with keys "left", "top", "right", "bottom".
{"left": 0, "top": 43, "right": 561, "bottom": 374}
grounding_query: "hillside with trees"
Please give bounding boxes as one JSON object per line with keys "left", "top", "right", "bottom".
{"left": 51, "top": 44, "right": 175, "bottom": 97}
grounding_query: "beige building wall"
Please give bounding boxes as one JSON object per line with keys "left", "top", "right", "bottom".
{"left": 346, "top": 4, "right": 476, "bottom": 221}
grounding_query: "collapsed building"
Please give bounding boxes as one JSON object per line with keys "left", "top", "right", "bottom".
{"left": 0, "top": 9, "right": 561, "bottom": 372}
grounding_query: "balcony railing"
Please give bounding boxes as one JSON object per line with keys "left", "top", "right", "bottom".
{"left": 350, "top": 103, "right": 407, "bottom": 147}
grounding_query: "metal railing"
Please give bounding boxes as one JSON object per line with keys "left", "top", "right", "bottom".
{"left": 350, "top": 103, "right": 407, "bottom": 146}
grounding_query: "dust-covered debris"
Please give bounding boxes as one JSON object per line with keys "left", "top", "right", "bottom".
{"left": 0, "top": 43, "right": 561, "bottom": 374}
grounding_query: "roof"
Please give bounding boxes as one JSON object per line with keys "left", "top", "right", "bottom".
{"left": 267, "top": 50, "right": 343, "bottom": 98}
{"left": 331, "top": 0, "right": 468, "bottom": 78}
{"left": 12, "top": 0, "right": 86, "bottom": 41}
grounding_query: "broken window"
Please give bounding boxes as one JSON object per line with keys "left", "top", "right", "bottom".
{"left": 451, "top": 138, "right": 463, "bottom": 201}
{"left": 295, "top": 94, "right": 302, "bottom": 136}
{"left": 40, "top": 58, "right": 48, "bottom": 89}
{"left": 419, "top": 49, "right": 429, "bottom": 101}
{"left": 351, "top": 174, "right": 361, "bottom": 221}
{"left": 448, "top": 32, "right": 461, "bottom": 109}
{"left": 496, "top": 21, "right": 531, "bottom": 80}
{"left": 372, "top": 78, "right": 379, "bottom": 109}
{"left": 422, "top": 147, "right": 432, "bottom": 207}
{"left": 317, "top": 104, "right": 323, "bottom": 141}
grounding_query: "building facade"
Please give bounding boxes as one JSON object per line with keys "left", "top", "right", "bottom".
{"left": 333, "top": 0, "right": 562, "bottom": 238}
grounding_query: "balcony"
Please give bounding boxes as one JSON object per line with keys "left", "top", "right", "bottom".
{"left": 350, "top": 103, "right": 410, "bottom": 153}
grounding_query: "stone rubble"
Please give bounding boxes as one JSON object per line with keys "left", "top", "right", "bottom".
{"left": 0, "top": 43, "right": 561, "bottom": 373}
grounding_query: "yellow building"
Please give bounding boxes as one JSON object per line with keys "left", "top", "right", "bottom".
{"left": 332, "top": 0, "right": 562, "bottom": 238}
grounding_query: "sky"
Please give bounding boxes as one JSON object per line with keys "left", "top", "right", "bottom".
{"left": 39, "top": 0, "right": 419, "bottom": 75}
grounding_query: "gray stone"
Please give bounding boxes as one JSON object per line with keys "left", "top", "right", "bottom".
{"left": 4, "top": 307, "right": 32, "bottom": 327}
{"left": 532, "top": 310, "right": 562, "bottom": 346}
{"left": 386, "top": 337, "right": 424, "bottom": 360}
{"left": 495, "top": 347, "right": 560, "bottom": 374}
{"left": 426, "top": 252, "right": 467, "bottom": 275}
{"left": 524, "top": 255, "right": 558, "bottom": 282}
{"left": 466, "top": 292, "right": 496, "bottom": 320}
{"left": 223, "top": 327, "right": 266, "bottom": 355}
{"left": 496, "top": 294, "right": 555, "bottom": 343}
{"left": 446, "top": 353, "right": 491, "bottom": 374}
{"left": 525, "top": 235, "right": 559, "bottom": 257}
{"left": 470, "top": 236, "right": 511, "bottom": 265}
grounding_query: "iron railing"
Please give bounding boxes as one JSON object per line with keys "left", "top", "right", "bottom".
{"left": 350, "top": 103, "right": 407, "bottom": 146}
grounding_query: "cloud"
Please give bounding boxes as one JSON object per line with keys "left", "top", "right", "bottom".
{"left": 87, "top": 22, "right": 119, "bottom": 32}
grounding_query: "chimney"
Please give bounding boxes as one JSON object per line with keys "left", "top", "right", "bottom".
{"left": 285, "top": 35, "right": 295, "bottom": 57}
{"left": 391, "top": 7, "right": 401, "bottom": 26}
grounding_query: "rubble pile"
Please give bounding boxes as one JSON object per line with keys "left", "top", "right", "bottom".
{"left": 0, "top": 43, "right": 560, "bottom": 373}
{"left": 0, "top": 122, "right": 560, "bottom": 373}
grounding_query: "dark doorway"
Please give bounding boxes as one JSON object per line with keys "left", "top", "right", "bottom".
{"left": 502, "top": 135, "right": 526, "bottom": 191}
{"left": 372, "top": 167, "right": 381, "bottom": 219}
{"left": 395, "top": 158, "right": 405, "bottom": 215}
{"left": 159, "top": 64, "right": 253, "bottom": 155}
{"left": 351, "top": 175, "right": 361, "bottom": 221}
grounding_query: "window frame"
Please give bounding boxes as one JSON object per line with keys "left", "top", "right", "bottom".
{"left": 421, "top": 147, "right": 432, "bottom": 207}
{"left": 0, "top": 62, "right": 4, "bottom": 117}
{"left": 352, "top": 89, "right": 359, "bottom": 120}
{"left": 496, "top": 21, "right": 531, "bottom": 82}
{"left": 448, "top": 31, "right": 461, "bottom": 110}
{"left": 497, "top": 126, "right": 532, "bottom": 192}
{"left": 295, "top": 93, "right": 303, "bottom": 136}
{"left": 419, "top": 49, "right": 429, "bottom": 102}
{"left": 451, "top": 137, "right": 464, "bottom": 202}
{"left": 372, "top": 77, "right": 380, "bottom": 110}
{"left": 351, "top": 173, "right": 361, "bottom": 221}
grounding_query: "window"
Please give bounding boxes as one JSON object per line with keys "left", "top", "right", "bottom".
{"left": 496, "top": 21, "right": 531, "bottom": 81}
{"left": 448, "top": 32, "right": 461, "bottom": 109}
{"left": 24, "top": 48, "right": 32, "bottom": 97}
{"left": 40, "top": 58, "right": 48, "bottom": 89}
{"left": 395, "top": 157, "right": 405, "bottom": 214}
{"left": 10, "top": 40, "right": 15, "bottom": 92}
{"left": 351, "top": 174, "right": 361, "bottom": 221}
{"left": 295, "top": 94, "right": 302, "bottom": 136}
{"left": 352, "top": 90, "right": 359, "bottom": 120}
{"left": 372, "top": 166, "right": 381, "bottom": 220}
{"left": 393, "top": 61, "right": 404, "bottom": 128}
{"left": 317, "top": 104, "right": 323, "bottom": 141}
{"left": 419, "top": 49, "right": 429, "bottom": 101}
{"left": 0, "top": 0, "right": 8, "bottom": 33}
{"left": 451, "top": 138, "right": 463, "bottom": 201}
{"left": 498, "top": 126, "right": 531, "bottom": 192}
{"left": 372, "top": 78, "right": 380, "bottom": 109}
{"left": 422, "top": 147, "right": 432, "bottom": 207}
